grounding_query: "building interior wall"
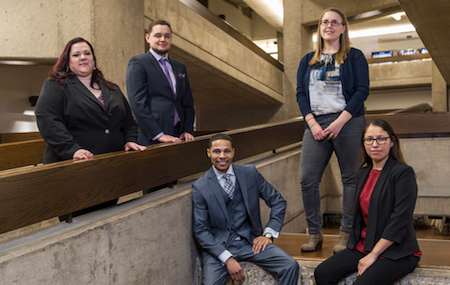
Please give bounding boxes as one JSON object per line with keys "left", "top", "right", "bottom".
{"left": 0, "top": 0, "right": 443, "bottom": 133}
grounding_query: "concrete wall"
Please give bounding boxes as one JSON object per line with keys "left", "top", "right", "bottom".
{"left": 370, "top": 60, "right": 431, "bottom": 89}
{"left": 0, "top": 145, "right": 304, "bottom": 284}
{"left": 145, "top": 0, "right": 284, "bottom": 99}
{"left": 0, "top": 136, "right": 447, "bottom": 283}
{"left": 0, "top": 0, "right": 144, "bottom": 91}
{"left": 321, "top": 137, "right": 450, "bottom": 216}
{"left": 208, "top": 0, "right": 252, "bottom": 36}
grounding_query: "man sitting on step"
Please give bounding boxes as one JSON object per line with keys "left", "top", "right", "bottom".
{"left": 192, "top": 134, "right": 299, "bottom": 284}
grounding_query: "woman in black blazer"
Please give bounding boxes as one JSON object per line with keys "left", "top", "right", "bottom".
{"left": 314, "top": 119, "right": 421, "bottom": 285}
{"left": 35, "top": 37, "right": 146, "bottom": 220}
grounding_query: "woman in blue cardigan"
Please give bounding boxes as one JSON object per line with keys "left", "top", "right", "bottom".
{"left": 314, "top": 119, "right": 421, "bottom": 285}
{"left": 296, "top": 7, "right": 369, "bottom": 253}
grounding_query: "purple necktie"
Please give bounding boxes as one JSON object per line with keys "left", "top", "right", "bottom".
{"left": 160, "top": 58, "right": 179, "bottom": 126}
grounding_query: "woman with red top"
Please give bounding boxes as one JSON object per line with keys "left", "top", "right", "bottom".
{"left": 314, "top": 119, "right": 421, "bottom": 285}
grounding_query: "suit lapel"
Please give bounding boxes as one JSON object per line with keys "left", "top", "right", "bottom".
{"left": 233, "top": 164, "right": 251, "bottom": 213}
{"left": 147, "top": 51, "right": 175, "bottom": 98}
{"left": 100, "top": 84, "right": 110, "bottom": 112}
{"left": 70, "top": 77, "right": 105, "bottom": 111}
{"left": 206, "top": 168, "right": 230, "bottom": 224}
{"left": 364, "top": 158, "right": 394, "bottom": 247}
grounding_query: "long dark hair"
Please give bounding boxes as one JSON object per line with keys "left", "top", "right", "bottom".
{"left": 361, "top": 119, "right": 406, "bottom": 166}
{"left": 49, "top": 37, "right": 115, "bottom": 90}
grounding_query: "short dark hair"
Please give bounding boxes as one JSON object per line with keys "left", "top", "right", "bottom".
{"left": 147, "top": 20, "right": 172, "bottom": 34}
{"left": 208, "top": 134, "right": 234, "bottom": 149}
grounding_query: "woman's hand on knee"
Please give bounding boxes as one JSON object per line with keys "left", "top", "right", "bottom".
{"left": 357, "top": 253, "right": 377, "bottom": 276}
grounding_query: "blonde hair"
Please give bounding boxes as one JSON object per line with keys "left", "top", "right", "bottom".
{"left": 309, "top": 8, "right": 351, "bottom": 66}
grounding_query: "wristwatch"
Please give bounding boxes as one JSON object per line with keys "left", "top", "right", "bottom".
{"left": 264, "top": 233, "right": 274, "bottom": 242}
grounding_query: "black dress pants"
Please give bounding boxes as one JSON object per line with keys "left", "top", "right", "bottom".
{"left": 314, "top": 248, "right": 420, "bottom": 285}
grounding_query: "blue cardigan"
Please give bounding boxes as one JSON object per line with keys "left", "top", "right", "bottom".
{"left": 296, "top": 47, "right": 369, "bottom": 119}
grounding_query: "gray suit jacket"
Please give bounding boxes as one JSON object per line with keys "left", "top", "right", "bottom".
{"left": 192, "top": 164, "right": 286, "bottom": 259}
{"left": 126, "top": 51, "right": 195, "bottom": 145}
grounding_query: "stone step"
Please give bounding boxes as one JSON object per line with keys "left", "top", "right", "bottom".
{"left": 215, "top": 233, "right": 450, "bottom": 284}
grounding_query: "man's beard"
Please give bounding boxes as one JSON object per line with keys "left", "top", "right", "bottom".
{"left": 153, "top": 47, "right": 170, "bottom": 55}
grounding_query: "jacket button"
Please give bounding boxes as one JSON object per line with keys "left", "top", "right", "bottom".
{"left": 105, "top": 129, "right": 110, "bottom": 134}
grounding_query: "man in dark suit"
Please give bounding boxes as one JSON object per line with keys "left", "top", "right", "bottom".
{"left": 192, "top": 134, "right": 299, "bottom": 284}
{"left": 126, "top": 20, "right": 195, "bottom": 145}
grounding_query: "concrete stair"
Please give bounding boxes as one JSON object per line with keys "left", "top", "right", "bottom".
{"left": 205, "top": 233, "right": 450, "bottom": 284}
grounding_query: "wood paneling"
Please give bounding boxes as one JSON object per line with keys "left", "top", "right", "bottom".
{"left": 0, "top": 118, "right": 302, "bottom": 234}
{"left": 0, "top": 112, "right": 449, "bottom": 234}
{"left": 0, "top": 139, "right": 45, "bottom": 171}
{"left": 0, "top": 132, "right": 42, "bottom": 144}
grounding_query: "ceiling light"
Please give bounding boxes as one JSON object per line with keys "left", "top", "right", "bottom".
{"left": 0, "top": 60, "right": 38, "bottom": 66}
{"left": 391, "top": 12, "right": 405, "bottom": 21}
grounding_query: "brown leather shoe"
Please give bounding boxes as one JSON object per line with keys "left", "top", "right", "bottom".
{"left": 301, "top": 232, "right": 323, "bottom": 252}
{"left": 333, "top": 231, "right": 350, "bottom": 254}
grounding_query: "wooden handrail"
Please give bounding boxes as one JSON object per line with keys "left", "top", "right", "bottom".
{"left": 0, "top": 132, "right": 42, "bottom": 144}
{"left": 366, "top": 53, "right": 431, "bottom": 64}
{"left": 0, "top": 118, "right": 303, "bottom": 234}
{"left": 0, "top": 139, "right": 45, "bottom": 171}
{"left": 0, "top": 112, "right": 449, "bottom": 234}
{"left": 366, "top": 112, "right": 450, "bottom": 137}
{"left": 385, "top": 103, "right": 432, "bottom": 115}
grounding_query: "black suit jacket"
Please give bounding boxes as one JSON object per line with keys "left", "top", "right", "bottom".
{"left": 192, "top": 164, "right": 286, "bottom": 260}
{"left": 35, "top": 77, "right": 138, "bottom": 163}
{"left": 126, "top": 51, "right": 195, "bottom": 145}
{"left": 347, "top": 157, "right": 420, "bottom": 260}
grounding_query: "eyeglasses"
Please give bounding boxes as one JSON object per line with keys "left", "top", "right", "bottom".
{"left": 320, "top": 20, "right": 342, "bottom": 26}
{"left": 363, "top": 137, "right": 390, "bottom": 145}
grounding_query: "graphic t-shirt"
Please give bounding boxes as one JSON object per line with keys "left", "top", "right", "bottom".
{"left": 308, "top": 53, "right": 346, "bottom": 115}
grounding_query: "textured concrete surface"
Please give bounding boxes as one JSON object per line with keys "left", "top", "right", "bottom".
{"left": 399, "top": 0, "right": 450, "bottom": 84}
{"left": 432, "top": 61, "right": 449, "bottom": 112}
{"left": 0, "top": 187, "right": 196, "bottom": 284}
{"left": 0, "top": 145, "right": 303, "bottom": 284}
{"left": 202, "top": 260, "right": 450, "bottom": 285}
{"left": 321, "top": 137, "right": 450, "bottom": 217}
{"left": 0, "top": 0, "right": 144, "bottom": 95}
{"left": 0, "top": 137, "right": 447, "bottom": 283}
{"left": 369, "top": 60, "right": 431, "bottom": 89}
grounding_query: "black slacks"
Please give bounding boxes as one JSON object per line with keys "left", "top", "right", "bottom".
{"left": 314, "top": 248, "right": 420, "bottom": 285}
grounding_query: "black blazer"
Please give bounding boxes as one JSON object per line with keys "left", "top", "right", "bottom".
{"left": 126, "top": 51, "right": 195, "bottom": 145}
{"left": 35, "top": 77, "right": 138, "bottom": 163}
{"left": 347, "top": 157, "right": 420, "bottom": 260}
{"left": 192, "top": 164, "right": 286, "bottom": 259}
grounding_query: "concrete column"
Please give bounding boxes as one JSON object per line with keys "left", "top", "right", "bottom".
{"left": 432, "top": 60, "right": 449, "bottom": 112}
{"left": 91, "top": 0, "right": 145, "bottom": 94}
{"left": 0, "top": 0, "right": 145, "bottom": 96}
{"left": 277, "top": 31, "right": 284, "bottom": 63}
{"left": 283, "top": 0, "right": 316, "bottom": 119}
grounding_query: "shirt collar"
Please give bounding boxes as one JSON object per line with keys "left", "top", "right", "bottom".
{"left": 149, "top": 48, "right": 169, "bottom": 62}
{"left": 212, "top": 164, "right": 234, "bottom": 180}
